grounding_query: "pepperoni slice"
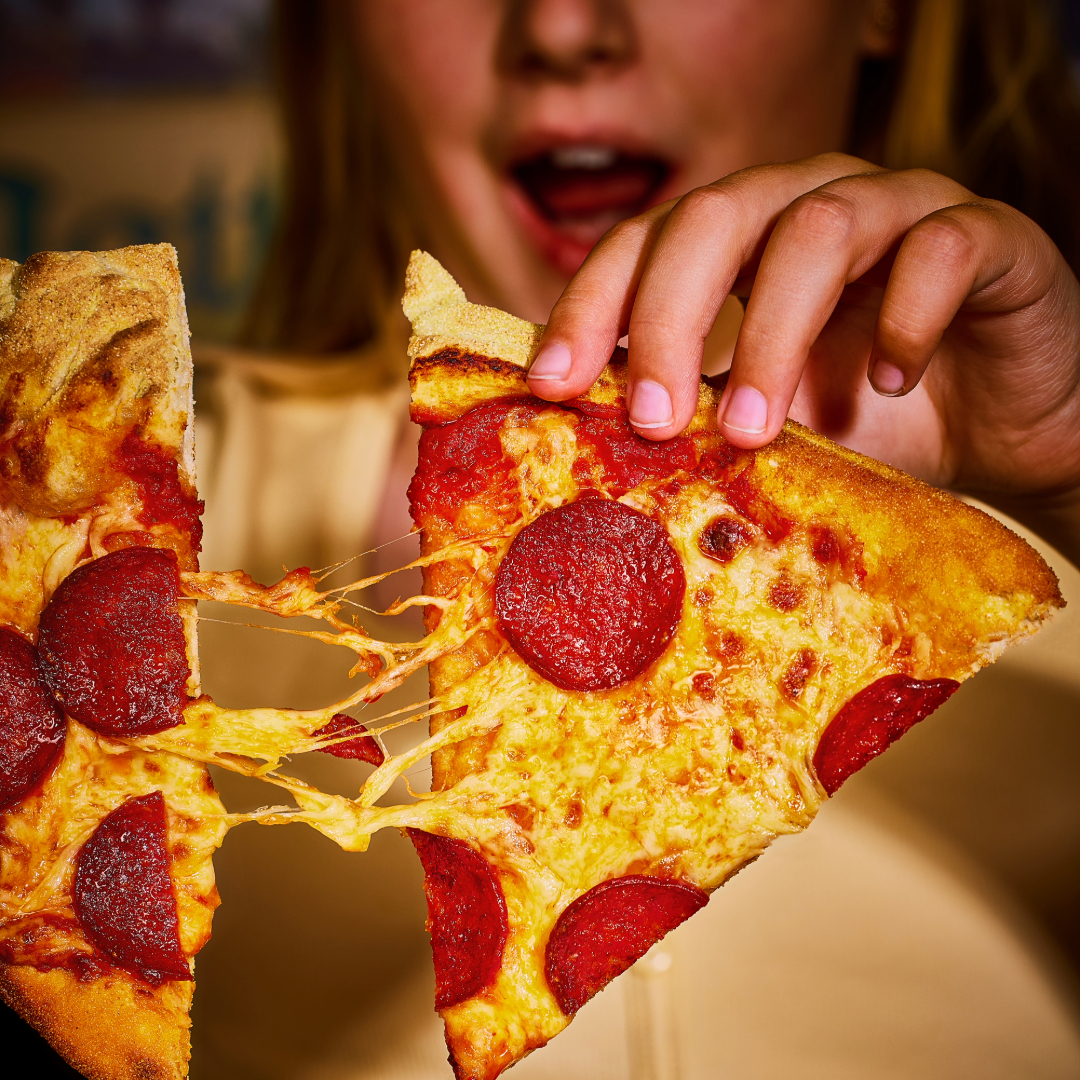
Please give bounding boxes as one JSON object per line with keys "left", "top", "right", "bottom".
{"left": 545, "top": 875, "right": 708, "bottom": 1016}
{"left": 408, "top": 829, "right": 508, "bottom": 1009}
{"left": 0, "top": 628, "right": 67, "bottom": 811}
{"left": 37, "top": 548, "right": 190, "bottom": 736}
{"left": 494, "top": 500, "right": 685, "bottom": 692}
{"left": 814, "top": 674, "right": 960, "bottom": 794}
{"left": 314, "top": 713, "right": 385, "bottom": 765}
{"left": 72, "top": 791, "right": 192, "bottom": 985}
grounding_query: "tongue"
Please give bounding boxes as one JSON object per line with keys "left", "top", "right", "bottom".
{"left": 515, "top": 157, "right": 667, "bottom": 224}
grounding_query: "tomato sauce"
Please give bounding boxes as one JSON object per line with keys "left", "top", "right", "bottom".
{"left": 116, "top": 430, "right": 204, "bottom": 554}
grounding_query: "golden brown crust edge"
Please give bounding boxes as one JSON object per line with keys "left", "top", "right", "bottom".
{"left": 0, "top": 964, "right": 191, "bottom": 1080}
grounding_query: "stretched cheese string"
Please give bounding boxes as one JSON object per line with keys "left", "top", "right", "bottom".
{"left": 0, "top": 537, "right": 518, "bottom": 934}
{"left": 123, "top": 532, "right": 519, "bottom": 851}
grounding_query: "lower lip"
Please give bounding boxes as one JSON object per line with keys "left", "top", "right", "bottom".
{"left": 502, "top": 181, "right": 597, "bottom": 278}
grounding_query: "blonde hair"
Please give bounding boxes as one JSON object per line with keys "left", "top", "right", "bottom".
{"left": 243, "top": 0, "right": 1080, "bottom": 353}
{"left": 241, "top": 2, "right": 421, "bottom": 354}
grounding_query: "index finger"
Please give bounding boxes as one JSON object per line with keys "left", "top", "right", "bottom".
{"left": 530, "top": 153, "right": 882, "bottom": 439}
{"left": 525, "top": 202, "right": 673, "bottom": 396}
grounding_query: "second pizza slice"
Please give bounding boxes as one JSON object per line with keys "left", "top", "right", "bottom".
{"left": 402, "top": 251, "right": 1062, "bottom": 1080}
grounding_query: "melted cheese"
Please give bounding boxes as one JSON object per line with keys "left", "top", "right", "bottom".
{"left": 0, "top": 721, "right": 223, "bottom": 966}
{"left": 0, "top": 400, "right": 1029, "bottom": 1072}
{"left": 0, "top": 405, "right": 936, "bottom": 1066}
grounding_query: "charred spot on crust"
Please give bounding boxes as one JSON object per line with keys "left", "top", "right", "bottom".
{"left": 409, "top": 350, "right": 532, "bottom": 426}
{"left": 698, "top": 515, "right": 753, "bottom": 563}
{"left": 410, "top": 347, "right": 530, "bottom": 384}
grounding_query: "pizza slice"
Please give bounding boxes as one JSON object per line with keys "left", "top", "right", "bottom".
{"left": 400, "top": 251, "right": 1064, "bottom": 1079}
{"left": 0, "top": 244, "right": 1062, "bottom": 1080}
{"left": 0, "top": 246, "right": 224, "bottom": 1080}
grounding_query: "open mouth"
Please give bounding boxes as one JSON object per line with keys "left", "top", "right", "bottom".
{"left": 508, "top": 146, "right": 671, "bottom": 275}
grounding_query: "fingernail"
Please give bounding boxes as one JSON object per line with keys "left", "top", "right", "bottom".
{"left": 870, "top": 360, "right": 905, "bottom": 396}
{"left": 722, "top": 385, "right": 768, "bottom": 434}
{"left": 528, "top": 343, "right": 572, "bottom": 381}
{"left": 629, "top": 380, "right": 673, "bottom": 429}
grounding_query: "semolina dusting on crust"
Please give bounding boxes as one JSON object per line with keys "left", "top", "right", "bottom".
{"left": 0, "top": 245, "right": 195, "bottom": 519}
{"left": 405, "top": 251, "right": 545, "bottom": 423}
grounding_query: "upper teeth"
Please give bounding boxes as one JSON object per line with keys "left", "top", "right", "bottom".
{"left": 551, "top": 146, "right": 617, "bottom": 170}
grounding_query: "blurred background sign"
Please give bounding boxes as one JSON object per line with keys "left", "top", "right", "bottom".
{"left": 0, "top": 0, "right": 278, "bottom": 342}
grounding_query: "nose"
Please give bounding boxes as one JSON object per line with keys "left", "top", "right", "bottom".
{"left": 501, "top": 0, "right": 637, "bottom": 81}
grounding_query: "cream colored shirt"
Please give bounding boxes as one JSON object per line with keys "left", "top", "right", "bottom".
{"left": 193, "top": 342, "right": 415, "bottom": 585}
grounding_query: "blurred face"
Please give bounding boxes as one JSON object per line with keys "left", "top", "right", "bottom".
{"left": 353, "top": 0, "right": 889, "bottom": 321}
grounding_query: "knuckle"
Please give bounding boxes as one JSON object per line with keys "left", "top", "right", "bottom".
{"left": 897, "top": 167, "right": 973, "bottom": 199}
{"left": 911, "top": 213, "right": 977, "bottom": 267}
{"left": 601, "top": 213, "right": 653, "bottom": 252}
{"left": 877, "top": 305, "right": 932, "bottom": 348}
{"left": 808, "top": 150, "right": 865, "bottom": 173}
{"left": 628, "top": 307, "right": 689, "bottom": 344}
{"left": 784, "top": 190, "right": 860, "bottom": 243}
{"left": 673, "top": 184, "right": 742, "bottom": 232}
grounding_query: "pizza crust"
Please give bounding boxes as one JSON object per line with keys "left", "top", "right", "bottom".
{"left": 0, "top": 964, "right": 191, "bottom": 1080}
{"left": 0, "top": 245, "right": 195, "bottom": 519}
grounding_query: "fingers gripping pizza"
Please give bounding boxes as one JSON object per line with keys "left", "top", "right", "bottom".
{"left": 0, "top": 245, "right": 1063, "bottom": 1080}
